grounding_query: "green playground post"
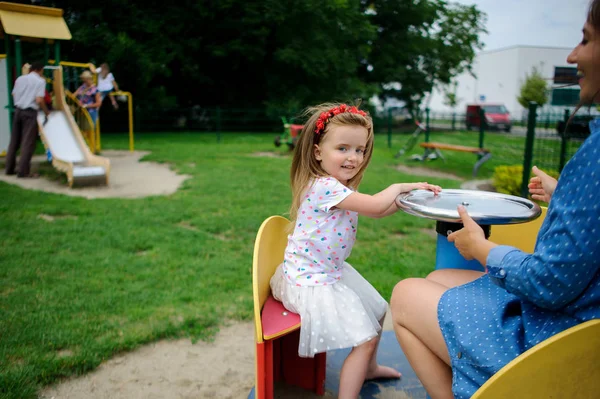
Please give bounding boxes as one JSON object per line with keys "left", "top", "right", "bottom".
{"left": 387, "top": 108, "right": 392, "bottom": 148}
{"left": 520, "top": 102, "right": 538, "bottom": 198}
{"left": 5, "top": 34, "right": 14, "bottom": 127}
{"left": 14, "top": 36, "right": 22, "bottom": 78}
{"left": 478, "top": 107, "right": 485, "bottom": 159}
{"left": 44, "top": 39, "right": 50, "bottom": 66}
{"left": 425, "top": 108, "right": 431, "bottom": 143}
{"left": 54, "top": 40, "right": 61, "bottom": 64}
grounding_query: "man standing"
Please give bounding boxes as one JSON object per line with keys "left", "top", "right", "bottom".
{"left": 5, "top": 61, "right": 50, "bottom": 178}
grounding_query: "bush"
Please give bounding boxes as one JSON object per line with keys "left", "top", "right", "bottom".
{"left": 493, "top": 165, "right": 559, "bottom": 197}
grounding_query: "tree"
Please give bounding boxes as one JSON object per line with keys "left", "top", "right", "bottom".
{"left": 518, "top": 67, "right": 548, "bottom": 108}
{"left": 31, "top": 0, "right": 486, "bottom": 123}
{"left": 365, "top": 0, "right": 486, "bottom": 118}
{"left": 443, "top": 80, "right": 460, "bottom": 111}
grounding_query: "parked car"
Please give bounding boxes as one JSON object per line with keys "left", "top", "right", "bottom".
{"left": 556, "top": 114, "right": 593, "bottom": 139}
{"left": 466, "top": 103, "right": 512, "bottom": 132}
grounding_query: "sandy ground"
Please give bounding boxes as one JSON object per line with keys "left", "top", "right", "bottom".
{"left": 2, "top": 157, "right": 478, "bottom": 398}
{"left": 0, "top": 150, "right": 189, "bottom": 199}
{"left": 39, "top": 313, "right": 394, "bottom": 399}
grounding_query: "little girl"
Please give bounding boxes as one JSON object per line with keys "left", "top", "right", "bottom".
{"left": 270, "top": 103, "right": 441, "bottom": 398}
{"left": 96, "top": 63, "right": 120, "bottom": 110}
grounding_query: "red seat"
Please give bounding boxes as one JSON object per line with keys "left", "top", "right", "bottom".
{"left": 261, "top": 295, "right": 301, "bottom": 340}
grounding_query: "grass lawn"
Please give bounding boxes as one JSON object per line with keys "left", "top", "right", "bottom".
{"left": 0, "top": 129, "right": 534, "bottom": 398}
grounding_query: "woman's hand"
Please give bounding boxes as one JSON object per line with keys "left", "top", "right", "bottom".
{"left": 528, "top": 166, "right": 557, "bottom": 202}
{"left": 399, "top": 182, "right": 442, "bottom": 195}
{"left": 448, "top": 206, "right": 495, "bottom": 263}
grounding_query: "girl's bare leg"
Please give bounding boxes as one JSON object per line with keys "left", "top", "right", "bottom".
{"left": 338, "top": 328, "right": 400, "bottom": 398}
{"left": 366, "top": 314, "right": 402, "bottom": 381}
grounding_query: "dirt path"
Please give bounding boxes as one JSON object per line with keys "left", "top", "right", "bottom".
{"left": 0, "top": 150, "right": 189, "bottom": 199}
{"left": 39, "top": 312, "right": 394, "bottom": 399}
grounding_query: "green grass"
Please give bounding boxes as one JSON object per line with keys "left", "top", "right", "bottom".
{"left": 0, "top": 130, "right": 531, "bottom": 398}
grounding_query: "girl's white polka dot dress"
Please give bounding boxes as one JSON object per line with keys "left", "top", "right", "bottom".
{"left": 271, "top": 177, "right": 388, "bottom": 357}
{"left": 438, "top": 118, "right": 600, "bottom": 398}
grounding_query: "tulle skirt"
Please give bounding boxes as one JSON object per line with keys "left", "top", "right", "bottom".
{"left": 270, "top": 262, "right": 388, "bottom": 358}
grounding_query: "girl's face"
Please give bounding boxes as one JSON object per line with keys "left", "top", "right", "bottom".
{"left": 313, "top": 124, "right": 368, "bottom": 185}
{"left": 568, "top": 21, "right": 600, "bottom": 103}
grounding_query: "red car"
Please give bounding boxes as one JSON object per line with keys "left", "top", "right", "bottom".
{"left": 466, "top": 103, "right": 512, "bottom": 132}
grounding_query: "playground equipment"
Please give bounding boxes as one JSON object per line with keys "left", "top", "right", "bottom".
{"left": 0, "top": 1, "right": 72, "bottom": 156}
{"left": 48, "top": 60, "right": 135, "bottom": 154}
{"left": 394, "top": 120, "right": 428, "bottom": 158}
{"left": 274, "top": 117, "right": 303, "bottom": 150}
{"left": 1, "top": 2, "right": 134, "bottom": 161}
{"left": 38, "top": 66, "right": 109, "bottom": 187}
{"left": 251, "top": 216, "right": 326, "bottom": 398}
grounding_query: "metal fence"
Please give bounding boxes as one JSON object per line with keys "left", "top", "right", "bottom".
{"left": 99, "top": 103, "right": 586, "bottom": 193}
{"left": 384, "top": 106, "right": 585, "bottom": 189}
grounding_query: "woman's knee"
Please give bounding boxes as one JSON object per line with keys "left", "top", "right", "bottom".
{"left": 390, "top": 278, "right": 425, "bottom": 319}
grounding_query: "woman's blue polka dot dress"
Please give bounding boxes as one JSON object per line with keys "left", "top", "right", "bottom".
{"left": 438, "top": 119, "right": 600, "bottom": 398}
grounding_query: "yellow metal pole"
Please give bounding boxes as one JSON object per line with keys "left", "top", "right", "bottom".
{"left": 96, "top": 117, "right": 101, "bottom": 152}
{"left": 109, "top": 91, "right": 134, "bottom": 152}
{"left": 128, "top": 93, "right": 134, "bottom": 152}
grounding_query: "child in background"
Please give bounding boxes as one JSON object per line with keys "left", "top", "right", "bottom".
{"left": 270, "top": 103, "right": 442, "bottom": 398}
{"left": 96, "top": 63, "right": 120, "bottom": 110}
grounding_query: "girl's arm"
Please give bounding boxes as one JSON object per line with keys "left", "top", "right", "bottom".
{"left": 113, "top": 79, "right": 120, "bottom": 92}
{"left": 337, "top": 182, "right": 441, "bottom": 218}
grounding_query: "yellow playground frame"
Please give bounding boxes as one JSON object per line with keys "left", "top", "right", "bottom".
{"left": 0, "top": 2, "right": 134, "bottom": 157}
{"left": 49, "top": 60, "right": 135, "bottom": 153}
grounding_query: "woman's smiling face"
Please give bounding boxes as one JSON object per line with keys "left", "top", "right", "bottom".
{"left": 568, "top": 21, "right": 600, "bottom": 103}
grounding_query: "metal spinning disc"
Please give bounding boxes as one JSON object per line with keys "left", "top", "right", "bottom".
{"left": 396, "top": 189, "right": 542, "bottom": 224}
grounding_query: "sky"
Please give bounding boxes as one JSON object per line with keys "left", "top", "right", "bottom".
{"left": 453, "top": 0, "right": 590, "bottom": 52}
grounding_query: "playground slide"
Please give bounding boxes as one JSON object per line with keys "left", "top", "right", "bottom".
{"left": 37, "top": 66, "right": 109, "bottom": 187}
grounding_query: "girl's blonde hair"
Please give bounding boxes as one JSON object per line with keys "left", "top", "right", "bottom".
{"left": 289, "top": 102, "right": 374, "bottom": 223}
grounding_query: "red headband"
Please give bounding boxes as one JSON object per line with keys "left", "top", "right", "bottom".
{"left": 314, "top": 104, "right": 367, "bottom": 135}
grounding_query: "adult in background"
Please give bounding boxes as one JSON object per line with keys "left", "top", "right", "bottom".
{"left": 74, "top": 70, "right": 102, "bottom": 128}
{"left": 389, "top": 1, "right": 600, "bottom": 397}
{"left": 5, "top": 61, "right": 50, "bottom": 178}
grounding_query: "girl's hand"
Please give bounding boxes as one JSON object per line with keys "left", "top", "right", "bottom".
{"left": 399, "top": 182, "right": 442, "bottom": 195}
{"left": 528, "top": 166, "right": 557, "bottom": 202}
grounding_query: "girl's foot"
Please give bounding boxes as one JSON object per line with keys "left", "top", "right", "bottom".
{"left": 366, "top": 365, "right": 402, "bottom": 380}
{"left": 112, "top": 102, "right": 119, "bottom": 110}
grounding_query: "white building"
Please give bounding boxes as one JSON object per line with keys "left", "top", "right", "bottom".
{"left": 428, "top": 45, "right": 576, "bottom": 119}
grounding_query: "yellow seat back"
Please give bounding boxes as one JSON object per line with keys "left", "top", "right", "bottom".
{"left": 252, "top": 215, "right": 291, "bottom": 344}
{"left": 490, "top": 207, "right": 547, "bottom": 252}
{"left": 472, "top": 319, "right": 600, "bottom": 398}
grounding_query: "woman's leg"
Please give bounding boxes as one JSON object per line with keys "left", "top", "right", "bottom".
{"left": 338, "top": 335, "right": 400, "bottom": 399}
{"left": 391, "top": 278, "right": 454, "bottom": 399}
{"left": 426, "top": 269, "right": 483, "bottom": 288}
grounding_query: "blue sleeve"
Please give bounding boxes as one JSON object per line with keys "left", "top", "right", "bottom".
{"left": 486, "top": 129, "right": 600, "bottom": 310}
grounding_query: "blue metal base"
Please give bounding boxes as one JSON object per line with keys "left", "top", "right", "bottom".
{"left": 436, "top": 233, "right": 484, "bottom": 271}
{"left": 248, "top": 330, "right": 426, "bottom": 398}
